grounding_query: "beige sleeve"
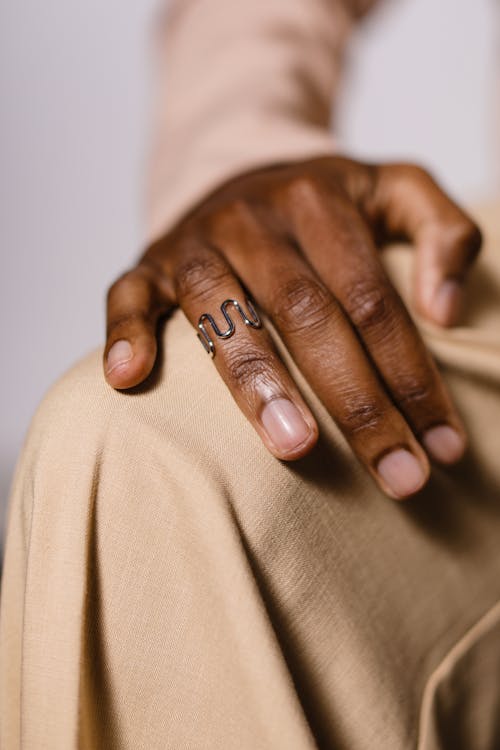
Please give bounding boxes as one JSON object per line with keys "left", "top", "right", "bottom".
{"left": 145, "top": 0, "right": 371, "bottom": 243}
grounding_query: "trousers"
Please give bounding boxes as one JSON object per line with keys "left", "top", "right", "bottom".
{"left": 1, "top": 201, "right": 500, "bottom": 749}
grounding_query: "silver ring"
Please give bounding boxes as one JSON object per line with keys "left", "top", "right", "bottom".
{"left": 197, "top": 298, "right": 262, "bottom": 357}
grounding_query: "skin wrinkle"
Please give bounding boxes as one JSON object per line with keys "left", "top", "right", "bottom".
{"left": 106, "top": 153, "right": 477, "bottom": 498}
{"left": 3, "top": 1, "right": 500, "bottom": 746}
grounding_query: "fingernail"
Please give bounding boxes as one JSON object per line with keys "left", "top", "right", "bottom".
{"left": 377, "top": 449, "right": 427, "bottom": 499}
{"left": 106, "top": 340, "right": 133, "bottom": 374}
{"left": 261, "top": 398, "right": 312, "bottom": 454}
{"left": 423, "top": 424, "right": 465, "bottom": 464}
{"left": 433, "top": 279, "right": 463, "bottom": 326}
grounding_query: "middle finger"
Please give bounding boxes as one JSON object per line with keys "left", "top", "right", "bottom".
{"left": 215, "top": 216, "right": 431, "bottom": 499}
{"left": 284, "top": 185, "right": 467, "bottom": 465}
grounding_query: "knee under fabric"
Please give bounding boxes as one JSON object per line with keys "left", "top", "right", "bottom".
{"left": 1, "top": 202, "right": 500, "bottom": 748}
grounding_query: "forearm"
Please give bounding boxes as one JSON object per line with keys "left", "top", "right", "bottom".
{"left": 146, "top": 0, "right": 365, "bottom": 242}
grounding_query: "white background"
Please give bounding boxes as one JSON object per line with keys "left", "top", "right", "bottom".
{"left": 1, "top": 0, "right": 498, "bottom": 529}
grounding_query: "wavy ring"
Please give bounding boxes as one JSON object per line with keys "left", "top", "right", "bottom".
{"left": 197, "top": 298, "right": 262, "bottom": 357}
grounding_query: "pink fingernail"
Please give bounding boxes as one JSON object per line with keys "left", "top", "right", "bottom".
{"left": 377, "top": 449, "right": 427, "bottom": 499}
{"left": 433, "top": 279, "right": 463, "bottom": 326}
{"left": 423, "top": 425, "right": 465, "bottom": 464}
{"left": 106, "top": 340, "right": 133, "bottom": 374}
{"left": 261, "top": 398, "right": 312, "bottom": 454}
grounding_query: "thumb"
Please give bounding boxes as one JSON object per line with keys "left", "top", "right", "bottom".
{"left": 105, "top": 265, "right": 174, "bottom": 389}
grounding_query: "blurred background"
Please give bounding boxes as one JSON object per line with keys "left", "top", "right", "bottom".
{"left": 1, "top": 0, "right": 498, "bottom": 535}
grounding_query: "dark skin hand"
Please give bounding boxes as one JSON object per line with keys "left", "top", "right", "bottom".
{"left": 103, "top": 156, "right": 482, "bottom": 500}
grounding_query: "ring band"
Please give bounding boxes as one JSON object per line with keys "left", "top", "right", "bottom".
{"left": 197, "top": 298, "right": 262, "bottom": 357}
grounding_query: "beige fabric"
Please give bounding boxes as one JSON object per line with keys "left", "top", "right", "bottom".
{"left": 2, "top": 0, "right": 500, "bottom": 746}
{"left": 1, "top": 201, "right": 499, "bottom": 749}
{"left": 146, "top": 0, "right": 364, "bottom": 242}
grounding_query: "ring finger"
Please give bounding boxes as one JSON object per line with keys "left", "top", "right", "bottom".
{"left": 287, "top": 192, "right": 466, "bottom": 465}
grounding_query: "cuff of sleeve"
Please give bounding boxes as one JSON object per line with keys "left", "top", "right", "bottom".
{"left": 145, "top": 127, "right": 335, "bottom": 246}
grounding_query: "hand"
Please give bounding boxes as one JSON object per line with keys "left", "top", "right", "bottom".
{"left": 104, "top": 156, "right": 481, "bottom": 500}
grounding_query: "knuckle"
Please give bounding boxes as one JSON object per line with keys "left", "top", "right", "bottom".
{"left": 224, "top": 197, "right": 255, "bottom": 221}
{"left": 225, "top": 348, "right": 274, "bottom": 389}
{"left": 106, "top": 269, "right": 139, "bottom": 304}
{"left": 393, "top": 374, "right": 434, "bottom": 409}
{"left": 407, "top": 163, "right": 432, "bottom": 181}
{"left": 444, "top": 217, "right": 483, "bottom": 261}
{"left": 346, "top": 278, "right": 394, "bottom": 332}
{"left": 385, "top": 162, "right": 437, "bottom": 193}
{"left": 273, "top": 276, "right": 338, "bottom": 335}
{"left": 175, "top": 252, "right": 231, "bottom": 300}
{"left": 285, "top": 174, "right": 324, "bottom": 203}
{"left": 397, "top": 162, "right": 434, "bottom": 185}
{"left": 106, "top": 310, "right": 149, "bottom": 337}
{"left": 209, "top": 198, "right": 254, "bottom": 230}
{"left": 106, "top": 265, "right": 160, "bottom": 323}
{"left": 206, "top": 199, "right": 264, "bottom": 244}
{"left": 339, "top": 396, "right": 387, "bottom": 436}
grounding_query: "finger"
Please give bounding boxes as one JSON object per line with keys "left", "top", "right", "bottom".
{"left": 286, "top": 183, "right": 467, "bottom": 465}
{"left": 214, "top": 213, "right": 430, "bottom": 500}
{"left": 372, "top": 163, "right": 482, "bottom": 327}
{"left": 105, "top": 264, "right": 173, "bottom": 389}
{"left": 169, "top": 241, "right": 318, "bottom": 460}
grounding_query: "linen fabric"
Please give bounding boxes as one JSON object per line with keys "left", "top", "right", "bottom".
{"left": 1, "top": 0, "right": 500, "bottom": 747}
{"left": 1, "top": 200, "right": 500, "bottom": 749}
